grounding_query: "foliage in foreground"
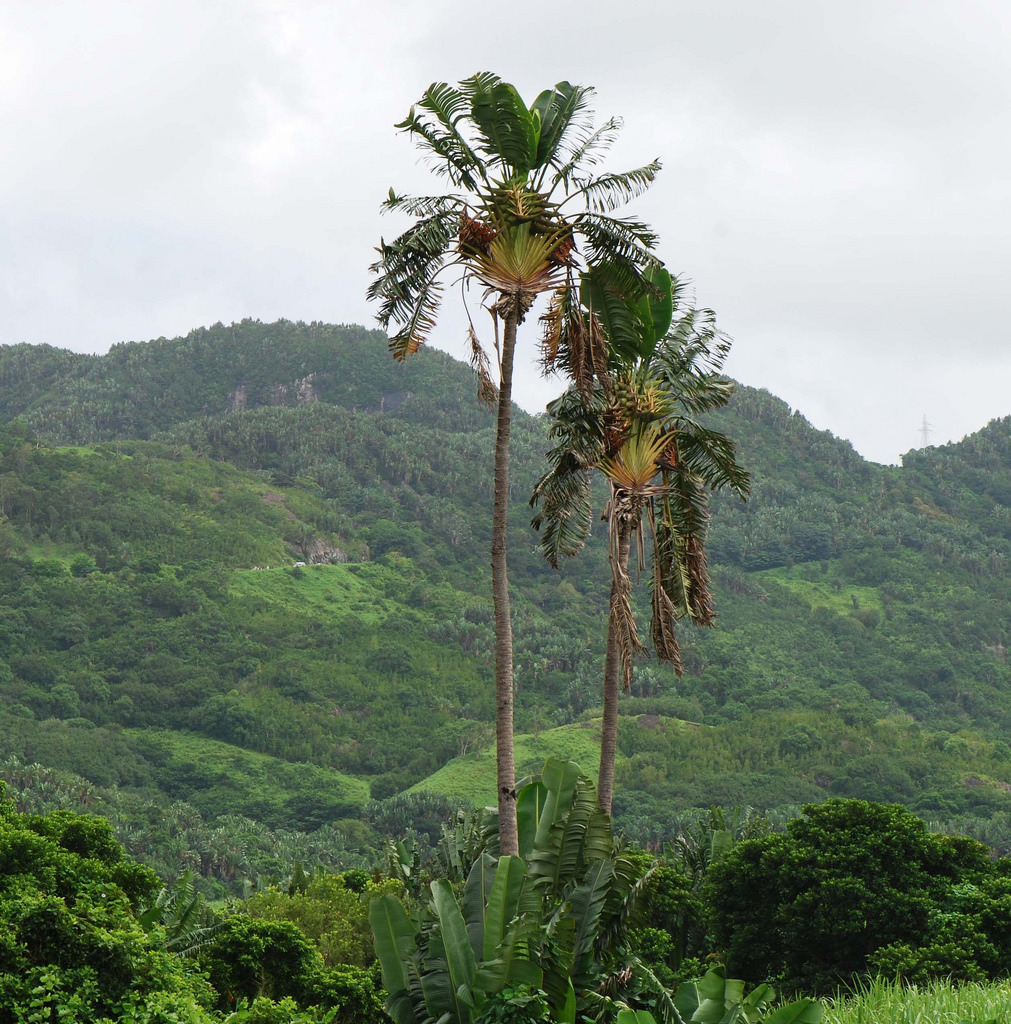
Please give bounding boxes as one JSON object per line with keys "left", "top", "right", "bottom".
{"left": 371, "top": 758, "right": 821, "bottom": 1024}
{"left": 0, "top": 789, "right": 385, "bottom": 1023}
{"left": 821, "top": 976, "right": 1011, "bottom": 1024}
{"left": 0, "top": 788, "right": 215, "bottom": 1023}
{"left": 706, "top": 798, "right": 1011, "bottom": 993}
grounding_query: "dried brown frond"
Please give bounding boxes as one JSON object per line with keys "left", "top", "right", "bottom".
{"left": 539, "top": 291, "right": 564, "bottom": 369}
{"left": 566, "top": 314, "right": 594, "bottom": 397}
{"left": 586, "top": 313, "right": 610, "bottom": 393}
{"left": 651, "top": 582, "right": 684, "bottom": 676}
{"left": 686, "top": 533, "right": 715, "bottom": 626}
{"left": 467, "top": 323, "right": 499, "bottom": 408}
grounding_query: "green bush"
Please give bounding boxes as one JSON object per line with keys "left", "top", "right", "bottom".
{"left": 0, "top": 796, "right": 214, "bottom": 1023}
{"left": 706, "top": 799, "right": 994, "bottom": 992}
{"left": 198, "top": 917, "right": 322, "bottom": 1008}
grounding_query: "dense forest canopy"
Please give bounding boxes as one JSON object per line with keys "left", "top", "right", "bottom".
{"left": 0, "top": 318, "right": 1008, "bottom": 856}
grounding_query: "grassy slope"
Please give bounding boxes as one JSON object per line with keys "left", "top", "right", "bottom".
{"left": 409, "top": 722, "right": 604, "bottom": 806}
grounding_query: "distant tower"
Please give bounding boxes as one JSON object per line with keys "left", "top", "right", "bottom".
{"left": 919, "top": 415, "right": 932, "bottom": 447}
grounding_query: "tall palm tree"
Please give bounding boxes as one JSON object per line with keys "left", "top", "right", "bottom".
{"left": 531, "top": 279, "right": 750, "bottom": 814}
{"left": 369, "top": 74, "right": 664, "bottom": 854}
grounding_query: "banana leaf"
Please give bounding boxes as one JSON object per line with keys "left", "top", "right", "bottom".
{"left": 368, "top": 893, "right": 421, "bottom": 1024}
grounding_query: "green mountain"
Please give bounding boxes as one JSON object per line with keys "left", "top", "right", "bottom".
{"left": 1, "top": 319, "right": 1009, "bottom": 869}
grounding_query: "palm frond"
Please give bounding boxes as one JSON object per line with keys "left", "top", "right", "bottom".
{"left": 538, "top": 286, "right": 567, "bottom": 370}
{"left": 458, "top": 71, "right": 503, "bottom": 96}
{"left": 651, "top": 575, "right": 686, "bottom": 670}
{"left": 530, "top": 454, "right": 593, "bottom": 567}
{"left": 531, "top": 387, "right": 609, "bottom": 565}
{"left": 384, "top": 276, "right": 445, "bottom": 361}
{"left": 634, "top": 960, "right": 688, "bottom": 1024}
{"left": 595, "top": 859, "right": 657, "bottom": 956}
{"left": 683, "top": 532, "right": 715, "bottom": 624}
{"left": 467, "top": 78, "right": 538, "bottom": 178}
{"left": 573, "top": 160, "right": 662, "bottom": 213}
{"left": 654, "top": 474, "right": 715, "bottom": 630}
{"left": 368, "top": 210, "right": 459, "bottom": 325}
{"left": 543, "top": 385, "right": 610, "bottom": 454}
{"left": 541, "top": 281, "right": 610, "bottom": 396}
{"left": 467, "top": 323, "right": 499, "bottom": 407}
{"left": 551, "top": 117, "right": 623, "bottom": 189}
{"left": 671, "top": 426, "right": 750, "bottom": 497}
{"left": 530, "top": 81, "right": 594, "bottom": 183}
{"left": 577, "top": 213, "right": 661, "bottom": 270}
{"left": 580, "top": 262, "right": 653, "bottom": 366}
{"left": 382, "top": 191, "right": 466, "bottom": 219}
{"left": 396, "top": 102, "right": 483, "bottom": 191}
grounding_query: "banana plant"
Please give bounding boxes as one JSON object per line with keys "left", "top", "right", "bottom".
{"left": 370, "top": 758, "right": 659, "bottom": 1024}
{"left": 673, "top": 967, "right": 823, "bottom": 1024}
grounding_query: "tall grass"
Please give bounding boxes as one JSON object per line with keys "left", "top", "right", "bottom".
{"left": 822, "top": 977, "right": 1010, "bottom": 1023}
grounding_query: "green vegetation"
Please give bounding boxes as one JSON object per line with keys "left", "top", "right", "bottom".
{"left": 1, "top": 318, "right": 1011, "bottom": 857}
{"left": 409, "top": 722, "right": 604, "bottom": 806}
{"left": 822, "top": 977, "right": 1011, "bottom": 1024}
{"left": 706, "top": 798, "right": 1009, "bottom": 994}
{"left": 0, "top": 791, "right": 215, "bottom": 1022}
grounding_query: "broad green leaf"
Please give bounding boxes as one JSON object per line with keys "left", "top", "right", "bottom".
{"left": 462, "top": 853, "right": 496, "bottom": 959}
{"left": 697, "top": 966, "right": 730, "bottom": 1002}
{"left": 568, "top": 859, "right": 614, "bottom": 990}
{"left": 516, "top": 779, "right": 548, "bottom": 856}
{"left": 741, "top": 982, "right": 774, "bottom": 1013}
{"left": 581, "top": 266, "right": 644, "bottom": 365}
{"left": 482, "top": 855, "right": 527, "bottom": 961}
{"left": 530, "top": 81, "right": 591, "bottom": 171}
{"left": 637, "top": 264, "right": 673, "bottom": 360}
{"left": 534, "top": 757, "right": 582, "bottom": 848}
{"left": 674, "top": 979, "right": 702, "bottom": 1023}
{"left": 431, "top": 879, "right": 477, "bottom": 1023}
{"left": 556, "top": 978, "right": 577, "bottom": 1024}
{"left": 368, "top": 894, "right": 420, "bottom": 1024}
{"left": 470, "top": 82, "right": 537, "bottom": 177}
{"left": 762, "top": 999, "right": 824, "bottom": 1024}
{"left": 617, "top": 1011, "right": 659, "bottom": 1024}
{"left": 709, "top": 829, "right": 733, "bottom": 866}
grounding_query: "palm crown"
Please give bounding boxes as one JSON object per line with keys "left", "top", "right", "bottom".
{"left": 532, "top": 278, "right": 751, "bottom": 681}
{"left": 368, "top": 73, "right": 664, "bottom": 393}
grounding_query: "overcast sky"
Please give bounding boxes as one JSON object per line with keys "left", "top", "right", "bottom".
{"left": 1, "top": 0, "right": 1008, "bottom": 464}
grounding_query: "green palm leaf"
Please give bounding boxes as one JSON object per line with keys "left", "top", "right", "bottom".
{"left": 552, "top": 117, "right": 623, "bottom": 187}
{"left": 468, "top": 79, "right": 538, "bottom": 179}
{"left": 430, "top": 879, "right": 477, "bottom": 1020}
{"left": 531, "top": 81, "right": 593, "bottom": 178}
{"left": 576, "top": 161, "right": 663, "bottom": 214}
{"left": 568, "top": 859, "right": 615, "bottom": 991}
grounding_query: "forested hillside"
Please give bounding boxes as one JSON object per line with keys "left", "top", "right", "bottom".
{"left": 0, "top": 319, "right": 1009, "bottom": 869}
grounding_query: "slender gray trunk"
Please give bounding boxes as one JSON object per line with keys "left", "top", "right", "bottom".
{"left": 493, "top": 310, "right": 519, "bottom": 856}
{"left": 598, "top": 517, "right": 633, "bottom": 816}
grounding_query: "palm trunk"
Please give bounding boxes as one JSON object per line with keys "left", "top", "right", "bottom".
{"left": 493, "top": 310, "right": 519, "bottom": 856}
{"left": 598, "top": 516, "right": 633, "bottom": 816}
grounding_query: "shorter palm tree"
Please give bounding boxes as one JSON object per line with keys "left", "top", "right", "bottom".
{"left": 531, "top": 279, "right": 750, "bottom": 813}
